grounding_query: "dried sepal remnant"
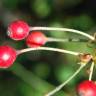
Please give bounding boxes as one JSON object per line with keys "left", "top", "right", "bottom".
{"left": 78, "top": 54, "right": 92, "bottom": 64}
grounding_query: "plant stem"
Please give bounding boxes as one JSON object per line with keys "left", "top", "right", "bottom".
{"left": 30, "top": 27, "right": 95, "bottom": 40}
{"left": 45, "top": 64, "right": 85, "bottom": 96}
{"left": 17, "top": 47, "right": 81, "bottom": 56}
{"left": 89, "top": 62, "right": 94, "bottom": 81}
{"left": 47, "top": 37, "right": 88, "bottom": 42}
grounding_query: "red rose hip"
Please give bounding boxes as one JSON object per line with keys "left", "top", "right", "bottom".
{"left": 0, "top": 45, "right": 17, "bottom": 68}
{"left": 76, "top": 80, "right": 96, "bottom": 96}
{"left": 26, "top": 31, "right": 47, "bottom": 47}
{"left": 7, "top": 20, "right": 30, "bottom": 40}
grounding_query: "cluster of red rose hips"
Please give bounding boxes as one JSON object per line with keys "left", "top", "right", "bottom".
{"left": 1, "top": 20, "right": 96, "bottom": 96}
{"left": 0, "top": 20, "right": 48, "bottom": 69}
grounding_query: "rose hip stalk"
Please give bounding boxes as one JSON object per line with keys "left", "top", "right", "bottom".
{"left": 26, "top": 31, "right": 89, "bottom": 48}
{"left": 0, "top": 44, "right": 81, "bottom": 69}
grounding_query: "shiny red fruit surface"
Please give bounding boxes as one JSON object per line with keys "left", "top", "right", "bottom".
{"left": 76, "top": 80, "right": 96, "bottom": 96}
{"left": 26, "top": 31, "right": 47, "bottom": 47}
{"left": 0, "top": 46, "right": 17, "bottom": 68}
{"left": 8, "top": 20, "right": 29, "bottom": 40}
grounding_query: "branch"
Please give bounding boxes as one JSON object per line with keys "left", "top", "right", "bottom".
{"left": 47, "top": 37, "right": 88, "bottom": 42}
{"left": 45, "top": 64, "right": 86, "bottom": 96}
{"left": 30, "top": 27, "right": 95, "bottom": 40}
{"left": 89, "top": 62, "right": 94, "bottom": 81}
{"left": 17, "top": 47, "right": 81, "bottom": 56}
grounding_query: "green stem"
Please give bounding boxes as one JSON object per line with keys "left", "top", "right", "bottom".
{"left": 17, "top": 47, "right": 81, "bottom": 56}
{"left": 45, "top": 64, "right": 85, "bottom": 96}
{"left": 89, "top": 62, "right": 94, "bottom": 81}
{"left": 30, "top": 27, "right": 95, "bottom": 40}
{"left": 47, "top": 37, "right": 88, "bottom": 42}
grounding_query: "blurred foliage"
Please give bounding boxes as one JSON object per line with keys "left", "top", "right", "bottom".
{"left": 0, "top": 0, "right": 96, "bottom": 96}
{"left": 32, "top": 0, "right": 51, "bottom": 18}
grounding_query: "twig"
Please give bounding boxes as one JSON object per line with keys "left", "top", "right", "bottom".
{"left": 45, "top": 64, "right": 86, "bottom": 96}
{"left": 89, "top": 62, "right": 94, "bottom": 81}
{"left": 17, "top": 47, "right": 81, "bottom": 56}
{"left": 30, "top": 27, "right": 95, "bottom": 40}
{"left": 47, "top": 37, "right": 88, "bottom": 42}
